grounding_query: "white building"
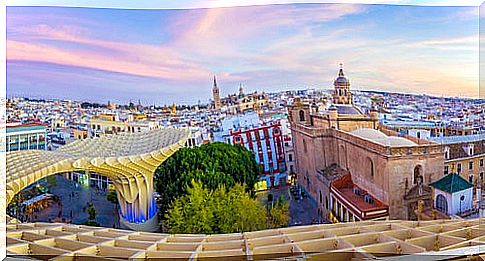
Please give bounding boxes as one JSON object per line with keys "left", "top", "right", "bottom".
{"left": 4, "top": 122, "right": 47, "bottom": 152}
{"left": 430, "top": 173, "right": 473, "bottom": 216}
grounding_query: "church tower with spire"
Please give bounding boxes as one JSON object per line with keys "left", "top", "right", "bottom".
{"left": 212, "top": 75, "right": 221, "bottom": 110}
{"left": 238, "top": 83, "right": 244, "bottom": 98}
{"left": 333, "top": 63, "right": 353, "bottom": 105}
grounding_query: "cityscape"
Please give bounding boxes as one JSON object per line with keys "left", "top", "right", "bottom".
{"left": 5, "top": 1, "right": 485, "bottom": 260}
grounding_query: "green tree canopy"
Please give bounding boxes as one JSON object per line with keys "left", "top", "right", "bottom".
{"left": 164, "top": 181, "right": 289, "bottom": 234}
{"left": 155, "top": 142, "right": 260, "bottom": 213}
{"left": 106, "top": 191, "right": 118, "bottom": 205}
{"left": 87, "top": 204, "right": 96, "bottom": 221}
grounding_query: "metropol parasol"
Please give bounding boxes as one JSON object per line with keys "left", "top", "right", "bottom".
{"left": 6, "top": 128, "right": 189, "bottom": 232}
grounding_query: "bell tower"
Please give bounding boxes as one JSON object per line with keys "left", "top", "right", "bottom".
{"left": 212, "top": 75, "right": 221, "bottom": 110}
{"left": 333, "top": 64, "right": 352, "bottom": 105}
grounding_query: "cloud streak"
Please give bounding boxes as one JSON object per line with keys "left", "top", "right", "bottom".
{"left": 6, "top": 4, "right": 480, "bottom": 104}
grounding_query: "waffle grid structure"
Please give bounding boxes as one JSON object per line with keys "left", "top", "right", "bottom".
{"left": 6, "top": 128, "right": 189, "bottom": 229}
{"left": 6, "top": 218, "right": 485, "bottom": 260}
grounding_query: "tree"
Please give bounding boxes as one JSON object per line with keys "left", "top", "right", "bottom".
{"left": 87, "top": 204, "right": 96, "bottom": 221}
{"left": 106, "top": 191, "right": 118, "bottom": 205}
{"left": 164, "top": 181, "right": 216, "bottom": 234}
{"left": 267, "top": 195, "right": 290, "bottom": 229}
{"left": 82, "top": 203, "right": 99, "bottom": 226}
{"left": 45, "top": 175, "right": 57, "bottom": 188}
{"left": 164, "top": 181, "right": 286, "bottom": 234}
{"left": 214, "top": 183, "right": 268, "bottom": 233}
{"left": 155, "top": 142, "right": 260, "bottom": 213}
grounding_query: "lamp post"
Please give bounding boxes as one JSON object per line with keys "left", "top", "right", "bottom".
{"left": 460, "top": 195, "right": 465, "bottom": 215}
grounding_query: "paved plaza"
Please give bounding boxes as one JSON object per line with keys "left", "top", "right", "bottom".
{"left": 32, "top": 175, "right": 120, "bottom": 228}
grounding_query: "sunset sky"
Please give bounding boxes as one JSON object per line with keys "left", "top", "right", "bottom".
{"left": 6, "top": 3, "right": 479, "bottom": 104}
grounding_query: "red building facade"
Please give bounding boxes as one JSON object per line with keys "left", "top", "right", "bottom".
{"left": 230, "top": 122, "right": 287, "bottom": 178}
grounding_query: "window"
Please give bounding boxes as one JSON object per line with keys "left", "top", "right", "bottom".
{"left": 319, "top": 191, "right": 322, "bottom": 203}
{"left": 368, "top": 158, "right": 375, "bottom": 179}
{"left": 337, "top": 202, "right": 341, "bottom": 218}
{"left": 444, "top": 165, "right": 449, "bottom": 175}
{"left": 457, "top": 163, "right": 462, "bottom": 174}
{"left": 417, "top": 132, "right": 421, "bottom": 139}
{"left": 332, "top": 197, "right": 336, "bottom": 212}
{"left": 480, "top": 172, "right": 483, "bottom": 181}
{"left": 469, "top": 161, "right": 474, "bottom": 171}
{"left": 413, "top": 165, "right": 423, "bottom": 184}
{"left": 480, "top": 159, "right": 483, "bottom": 167}
{"left": 325, "top": 196, "right": 329, "bottom": 210}
{"left": 469, "top": 175, "right": 474, "bottom": 184}
{"left": 299, "top": 110, "right": 305, "bottom": 122}
{"left": 436, "top": 194, "right": 448, "bottom": 213}
{"left": 303, "top": 139, "right": 307, "bottom": 153}
{"left": 289, "top": 154, "right": 293, "bottom": 162}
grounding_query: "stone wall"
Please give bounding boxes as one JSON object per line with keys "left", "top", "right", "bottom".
{"left": 290, "top": 121, "right": 444, "bottom": 221}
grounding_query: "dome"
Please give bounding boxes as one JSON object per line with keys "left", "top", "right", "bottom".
{"left": 387, "top": 136, "right": 417, "bottom": 147}
{"left": 334, "top": 76, "right": 349, "bottom": 86}
{"left": 350, "top": 128, "right": 417, "bottom": 147}
{"left": 334, "top": 67, "right": 349, "bottom": 86}
{"left": 351, "top": 128, "right": 388, "bottom": 140}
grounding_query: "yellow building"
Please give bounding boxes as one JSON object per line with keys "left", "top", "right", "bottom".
{"left": 431, "top": 134, "right": 485, "bottom": 186}
{"left": 89, "top": 113, "right": 160, "bottom": 137}
{"left": 72, "top": 128, "right": 88, "bottom": 140}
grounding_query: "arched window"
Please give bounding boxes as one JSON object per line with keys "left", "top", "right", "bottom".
{"left": 339, "top": 145, "right": 347, "bottom": 170}
{"left": 414, "top": 165, "right": 423, "bottom": 184}
{"left": 299, "top": 110, "right": 305, "bottom": 122}
{"left": 368, "top": 158, "right": 375, "bottom": 179}
{"left": 436, "top": 194, "right": 448, "bottom": 213}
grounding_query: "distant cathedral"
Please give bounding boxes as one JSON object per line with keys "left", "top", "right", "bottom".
{"left": 212, "top": 75, "right": 221, "bottom": 110}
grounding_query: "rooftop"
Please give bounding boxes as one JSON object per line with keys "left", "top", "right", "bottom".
{"left": 427, "top": 134, "right": 485, "bottom": 145}
{"left": 6, "top": 123, "right": 47, "bottom": 133}
{"left": 334, "top": 104, "right": 363, "bottom": 115}
{"left": 430, "top": 173, "right": 474, "bottom": 194}
{"left": 382, "top": 120, "right": 441, "bottom": 128}
{"left": 331, "top": 174, "right": 388, "bottom": 215}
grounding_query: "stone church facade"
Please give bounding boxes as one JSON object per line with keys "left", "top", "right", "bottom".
{"left": 288, "top": 66, "right": 444, "bottom": 222}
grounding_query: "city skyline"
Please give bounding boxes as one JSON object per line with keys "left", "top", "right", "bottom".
{"left": 7, "top": 3, "right": 479, "bottom": 105}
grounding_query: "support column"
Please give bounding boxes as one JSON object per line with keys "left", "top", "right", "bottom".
{"left": 112, "top": 173, "right": 159, "bottom": 232}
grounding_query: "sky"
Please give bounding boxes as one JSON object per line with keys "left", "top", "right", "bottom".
{"left": 6, "top": 3, "right": 480, "bottom": 105}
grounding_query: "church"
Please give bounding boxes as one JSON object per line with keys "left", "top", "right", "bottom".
{"left": 287, "top": 65, "right": 445, "bottom": 222}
